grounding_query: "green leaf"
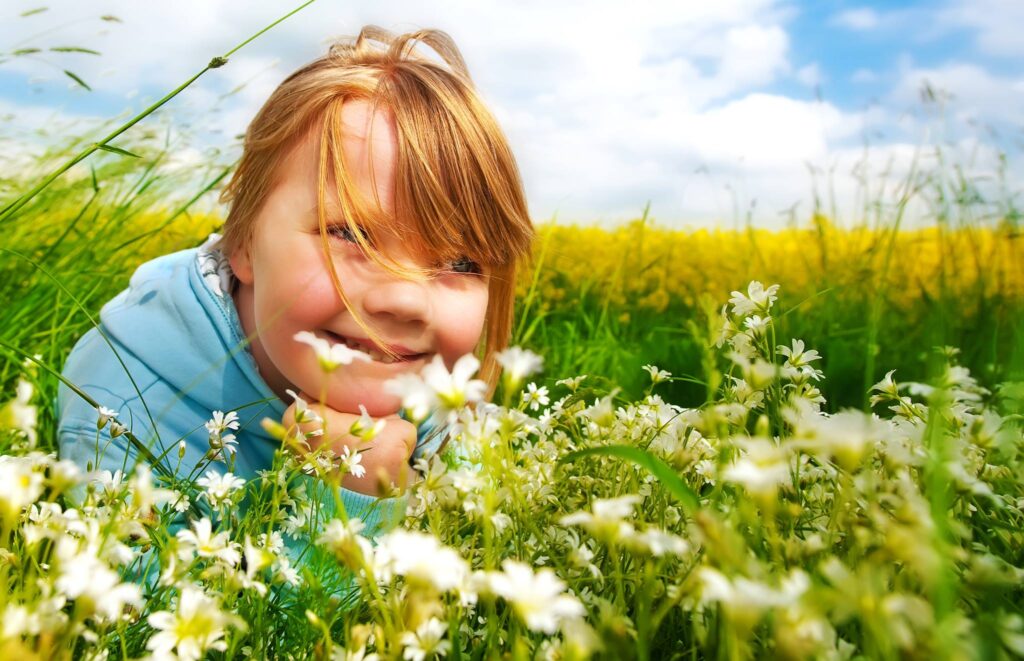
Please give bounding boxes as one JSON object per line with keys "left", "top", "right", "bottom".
{"left": 20, "top": 7, "right": 48, "bottom": 17}
{"left": 50, "top": 47, "right": 101, "bottom": 55}
{"left": 100, "top": 14, "right": 122, "bottom": 22}
{"left": 560, "top": 444, "right": 700, "bottom": 514}
{"left": 11, "top": 48, "right": 42, "bottom": 56}
{"left": 95, "top": 143, "right": 141, "bottom": 159}
{"left": 63, "top": 69, "right": 91, "bottom": 91}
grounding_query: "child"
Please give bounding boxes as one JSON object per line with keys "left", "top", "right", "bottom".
{"left": 56, "top": 26, "right": 534, "bottom": 534}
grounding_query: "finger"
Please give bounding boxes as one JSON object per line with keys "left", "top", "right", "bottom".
{"left": 395, "top": 418, "right": 418, "bottom": 459}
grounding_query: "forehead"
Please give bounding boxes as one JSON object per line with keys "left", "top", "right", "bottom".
{"left": 279, "top": 99, "right": 398, "bottom": 212}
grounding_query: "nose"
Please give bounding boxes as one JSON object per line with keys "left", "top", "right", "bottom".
{"left": 360, "top": 271, "right": 431, "bottom": 324}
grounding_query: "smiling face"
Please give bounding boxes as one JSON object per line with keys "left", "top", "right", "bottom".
{"left": 228, "top": 99, "right": 490, "bottom": 417}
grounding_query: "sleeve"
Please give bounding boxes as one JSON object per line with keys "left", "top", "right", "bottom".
{"left": 312, "top": 478, "right": 408, "bottom": 539}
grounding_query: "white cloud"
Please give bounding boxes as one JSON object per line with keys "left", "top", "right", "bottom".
{"left": 797, "top": 63, "right": 823, "bottom": 87}
{"left": 831, "top": 8, "right": 880, "bottom": 30}
{"left": 0, "top": 0, "right": 1018, "bottom": 228}
{"left": 890, "top": 63, "right": 1024, "bottom": 126}
{"left": 941, "top": 0, "right": 1024, "bottom": 57}
{"left": 851, "top": 68, "right": 877, "bottom": 84}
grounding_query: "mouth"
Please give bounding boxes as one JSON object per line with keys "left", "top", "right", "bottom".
{"left": 322, "top": 330, "right": 428, "bottom": 365}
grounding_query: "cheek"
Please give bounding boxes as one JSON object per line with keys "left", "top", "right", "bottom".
{"left": 438, "top": 284, "right": 489, "bottom": 359}
{"left": 254, "top": 257, "right": 348, "bottom": 331}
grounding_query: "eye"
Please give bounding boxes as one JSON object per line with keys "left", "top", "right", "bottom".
{"left": 448, "top": 256, "right": 483, "bottom": 275}
{"left": 326, "top": 224, "right": 368, "bottom": 245}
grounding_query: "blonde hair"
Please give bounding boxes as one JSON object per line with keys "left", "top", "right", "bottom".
{"left": 217, "top": 26, "right": 534, "bottom": 395}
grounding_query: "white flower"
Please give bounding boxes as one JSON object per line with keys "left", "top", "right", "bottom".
{"left": 423, "top": 354, "right": 487, "bottom": 411}
{"left": 579, "top": 391, "right": 618, "bottom": 429}
{"left": 729, "top": 281, "right": 780, "bottom": 317}
{"left": 521, "top": 383, "right": 550, "bottom": 412}
{"left": 560, "top": 495, "right": 640, "bottom": 542}
{"left": 55, "top": 552, "right": 142, "bottom": 624}
{"left": 632, "top": 528, "right": 690, "bottom": 557}
{"left": 778, "top": 339, "right": 821, "bottom": 368}
{"left": 243, "top": 535, "right": 276, "bottom": 580}
{"left": 89, "top": 468, "right": 126, "bottom": 504}
{"left": 275, "top": 557, "right": 301, "bottom": 586}
{"left": 96, "top": 406, "right": 119, "bottom": 431}
{"left": 785, "top": 400, "right": 890, "bottom": 470}
{"left": 698, "top": 567, "right": 809, "bottom": 626}
{"left": 349, "top": 405, "right": 386, "bottom": 441}
{"left": 642, "top": 365, "right": 671, "bottom": 384}
{"left": 722, "top": 438, "right": 791, "bottom": 498}
{"left": 204, "top": 411, "right": 239, "bottom": 459}
{"left": 385, "top": 373, "right": 437, "bottom": 422}
{"left": 146, "top": 585, "right": 246, "bottom": 661}
{"left": 47, "top": 458, "right": 82, "bottom": 493}
{"left": 204, "top": 410, "right": 239, "bottom": 436}
{"left": 487, "top": 560, "right": 585, "bottom": 633}
{"left": 388, "top": 354, "right": 486, "bottom": 424}
{"left": 495, "top": 347, "right": 544, "bottom": 384}
{"left": 870, "top": 369, "right": 902, "bottom": 403}
{"left": 196, "top": 471, "right": 246, "bottom": 508}
{"left": 295, "top": 330, "right": 371, "bottom": 372}
{"left": 555, "top": 375, "right": 588, "bottom": 391}
{"left": 317, "top": 518, "right": 373, "bottom": 569}
{"left": 400, "top": 617, "right": 450, "bottom": 661}
{"left": 372, "top": 529, "right": 468, "bottom": 592}
{"left": 339, "top": 445, "right": 366, "bottom": 479}
{"left": 172, "top": 492, "right": 191, "bottom": 513}
{"left": 490, "top": 512, "right": 512, "bottom": 534}
{"left": 743, "top": 314, "right": 771, "bottom": 335}
{"left": 333, "top": 645, "right": 380, "bottom": 661}
{"left": 0, "top": 455, "right": 45, "bottom": 520}
{"left": 128, "top": 465, "right": 177, "bottom": 517}
{"left": 286, "top": 389, "right": 323, "bottom": 425}
{"left": 0, "top": 378, "right": 38, "bottom": 446}
{"left": 1, "top": 603, "right": 40, "bottom": 638}
{"left": 176, "top": 517, "right": 241, "bottom": 566}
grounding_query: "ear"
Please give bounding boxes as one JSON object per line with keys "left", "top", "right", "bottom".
{"left": 228, "top": 245, "right": 255, "bottom": 285}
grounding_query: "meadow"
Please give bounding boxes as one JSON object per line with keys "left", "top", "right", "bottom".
{"left": 1, "top": 20, "right": 1023, "bottom": 660}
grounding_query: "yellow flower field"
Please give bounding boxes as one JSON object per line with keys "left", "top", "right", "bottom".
{"left": 521, "top": 217, "right": 1024, "bottom": 317}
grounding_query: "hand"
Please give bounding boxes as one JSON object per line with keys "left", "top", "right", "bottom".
{"left": 281, "top": 392, "right": 418, "bottom": 497}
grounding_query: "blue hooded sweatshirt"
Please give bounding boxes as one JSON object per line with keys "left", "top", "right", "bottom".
{"left": 55, "top": 233, "right": 442, "bottom": 536}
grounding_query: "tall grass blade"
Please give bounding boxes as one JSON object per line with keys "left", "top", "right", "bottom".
{"left": 560, "top": 444, "right": 700, "bottom": 514}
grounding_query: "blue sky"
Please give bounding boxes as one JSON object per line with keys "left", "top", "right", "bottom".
{"left": 1, "top": 0, "right": 1021, "bottom": 228}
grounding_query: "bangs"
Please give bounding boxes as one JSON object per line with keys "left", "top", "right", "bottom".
{"left": 320, "top": 65, "right": 533, "bottom": 276}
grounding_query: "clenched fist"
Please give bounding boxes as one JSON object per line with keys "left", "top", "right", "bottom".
{"left": 282, "top": 392, "right": 418, "bottom": 496}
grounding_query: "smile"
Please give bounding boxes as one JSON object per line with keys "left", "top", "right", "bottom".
{"left": 324, "top": 331, "right": 427, "bottom": 365}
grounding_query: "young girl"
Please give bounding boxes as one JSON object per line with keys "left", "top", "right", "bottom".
{"left": 55, "top": 26, "right": 534, "bottom": 534}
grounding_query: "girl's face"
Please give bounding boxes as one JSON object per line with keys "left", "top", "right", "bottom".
{"left": 229, "top": 100, "right": 489, "bottom": 417}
